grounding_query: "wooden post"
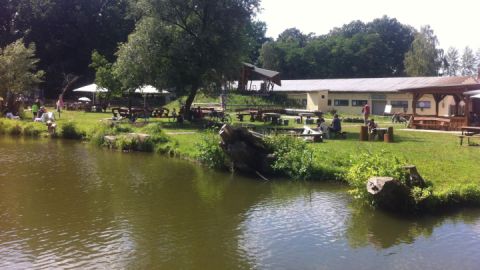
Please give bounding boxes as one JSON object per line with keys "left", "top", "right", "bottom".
{"left": 360, "top": 125, "right": 368, "bottom": 141}
{"left": 384, "top": 127, "right": 394, "bottom": 142}
{"left": 453, "top": 94, "right": 461, "bottom": 116}
{"left": 433, "top": 94, "right": 446, "bottom": 117}
{"left": 464, "top": 95, "right": 470, "bottom": 126}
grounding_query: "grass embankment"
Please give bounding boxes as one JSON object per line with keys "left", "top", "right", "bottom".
{"left": 1, "top": 107, "right": 480, "bottom": 211}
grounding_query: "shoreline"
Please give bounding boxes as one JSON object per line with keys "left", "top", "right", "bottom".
{"left": 2, "top": 116, "right": 480, "bottom": 214}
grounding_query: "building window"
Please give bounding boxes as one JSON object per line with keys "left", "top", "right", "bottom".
{"left": 321, "top": 95, "right": 325, "bottom": 99}
{"left": 334, "top": 99, "right": 349, "bottom": 106}
{"left": 391, "top": 100, "right": 409, "bottom": 108}
{"left": 302, "top": 99, "right": 307, "bottom": 106}
{"left": 328, "top": 99, "right": 332, "bottom": 106}
{"left": 417, "top": 101, "right": 431, "bottom": 109}
{"left": 352, "top": 100, "right": 368, "bottom": 107}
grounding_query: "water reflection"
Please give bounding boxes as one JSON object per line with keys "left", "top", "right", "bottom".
{"left": 1, "top": 137, "right": 480, "bottom": 269}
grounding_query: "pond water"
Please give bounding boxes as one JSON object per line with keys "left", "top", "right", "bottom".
{"left": 1, "top": 137, "right": 480, "bottom": 269}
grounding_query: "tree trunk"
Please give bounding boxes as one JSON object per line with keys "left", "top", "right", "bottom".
{"left": 184, "top": 84, "right": 198, "bottom": 120}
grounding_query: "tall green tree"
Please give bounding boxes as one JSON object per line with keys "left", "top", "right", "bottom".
{"left": 114, "top": 0, "right": 260, "bottom": 115}
{"left": 245, "top": 20, "right": 271, "bottom": 64}
{"left": 0, "top": 39, "right": 44, "bottom": 112}
{"left": 404, "top": 25, "right": 442, "bottom": 76}
{"left": 90, "top": 50, "right": 122, "bottom": 101}
{"left": 461, "top": 46, "right": 476, "bottom": 76}
{"left": 4, "top": 0, "right": 134, "bottom": 97}
{"left": 445, "top": 47, "right": 460, "bottom": 76}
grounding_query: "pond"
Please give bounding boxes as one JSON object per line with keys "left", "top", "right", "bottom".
{"left": 1, "top": 137, "right": 480, "bottom": 269}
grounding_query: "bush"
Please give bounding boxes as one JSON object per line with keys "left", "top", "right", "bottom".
{"left": 343, "top": 151, "right": 408, "bottom": 203}
{"left": 266, "top": 135, "right": 316, "bottom": 180}
{"left": 195, "top": 131, "right": 227, "bottom": 169}
{"left": 89, "top": 123, "right": 115, "bottom": 146}
{"left": 8, "top": 123, "right": 23, "bottom": 136}
{"left": 60, "top": 121, "right": 85, "bottom": 140}
{"left": 23, "top": 122, "right": 44, "bottom": 137}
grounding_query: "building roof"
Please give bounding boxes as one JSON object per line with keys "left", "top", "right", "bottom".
{"left": 242, "top": 76, "right": 479, "bottom": 93}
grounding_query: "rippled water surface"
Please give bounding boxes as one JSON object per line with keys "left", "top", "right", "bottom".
{"left": 1, "top": 137, "right": 480, "bottom": 269}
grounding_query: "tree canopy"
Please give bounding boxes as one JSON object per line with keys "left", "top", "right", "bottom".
{"left": 404, "top": 26, "right": 442, "bottom": 76}
{"left": 0, "top": 0, "right": 135, "bottom": 97}
{"left": 113, "top": 0, "right": 260, "bottom": 113}
{"left": 259, "top": 16, "right": 416, "bottom": 79}
{"left": 0, "top": 39, "right": 44, "bottom": 98}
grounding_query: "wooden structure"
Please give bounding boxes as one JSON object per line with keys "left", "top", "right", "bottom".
{"left": 399, "top": 81, "right": 480, "bottom": 131}
{"left": 238, "top": 63, "right": 281, "bottom": 95}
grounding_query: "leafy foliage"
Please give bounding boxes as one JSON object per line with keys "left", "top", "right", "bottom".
{"left": 344, "top": 151, "right": 407, "bottom": 202}
{"left": 259, "top": 16, "right": 416, "bottom": 79}
{"left": 404, "top": 26, "right": 442, "bottom": 76}
{"left": 196, "top": 131, "right": 228, "bottom": 170}
{"left": 114, "top": 0, "right": 261, "bottom": 113}
{"left": 60, "top": 121, "right": 86, "bottom": 140}
{"left": 266, "top": 135, "right": 315, "bottom": 180}
{"left": 0, "top": 39, "right": 44, "bottom": 98}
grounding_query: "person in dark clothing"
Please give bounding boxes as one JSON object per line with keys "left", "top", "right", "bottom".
{"left": 329, "top": 114, "right": 341, "bottom": 133}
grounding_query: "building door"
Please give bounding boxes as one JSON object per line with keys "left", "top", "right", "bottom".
{"left": 372, "top": 100, "right": 387, "bottom": 115}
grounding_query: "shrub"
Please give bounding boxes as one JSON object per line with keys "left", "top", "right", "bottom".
{"left": 23, "top": 123, "right": 44, "bottom": 137}
{"left": 114, "top": 135, "right": 138, "bottom": 151}
{"left": 343, "top": 151, "right": 407, "bottom": 203}
{"left": 195, "top": 131, "right": 227, "bottom": 169}
{"left": 266, "top": 135, "right": 316, "bottom": 180}
{"left": 89, "top": 123, "right": 115, "bottom": 146}
{"left": 60, "top": 121, "right": 85, "bottom": 140}
{"left": 8, "top": 123, "right": 23, "bottom": 136}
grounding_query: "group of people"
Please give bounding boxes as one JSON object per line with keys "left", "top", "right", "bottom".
{"left": 316, "top": 113, "right": 342, "bottom": 138}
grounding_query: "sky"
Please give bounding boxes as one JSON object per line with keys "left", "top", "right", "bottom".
{"left": 257, "top": 0, "right": 480, "bottom": 51}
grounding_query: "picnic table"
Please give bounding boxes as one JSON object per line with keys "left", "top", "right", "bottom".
{"left": 263, "top": 112, "right": 282, "bottom": 125}
{"left": 370, "top": 128, "right": 388, "bottom": 141}
{"left": 460, "top": 126, "right": 480, "bottom": 135}
{"left": 298, "top": 112, "right": 315, "bottom": 124}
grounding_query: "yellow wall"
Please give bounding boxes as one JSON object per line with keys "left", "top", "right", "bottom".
{"left": 302, "top": 92, "right": 459, "bottom": 116}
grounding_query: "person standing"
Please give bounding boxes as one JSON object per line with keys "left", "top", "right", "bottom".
{"left": 56, "top": 94, "right": 64, "bottom": 118}
{"left": 32, "top": 99, "right": 40, "bottom": 120}
{"left": 362, "top": 103, "right": 370, "bottom": 125}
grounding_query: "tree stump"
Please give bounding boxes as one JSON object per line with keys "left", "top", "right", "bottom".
{"left": 219, "top": 124, "right": 273, "bottom": 174}
{"left": 367, "top": 177, "right": 411, "bottom": 211}
{"left": 403, "top": 165, "right": 426, "bottom": 188}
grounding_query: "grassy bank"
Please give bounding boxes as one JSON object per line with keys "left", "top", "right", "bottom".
{"left": 1, "top": 108, "right": 480, "bottom": 211}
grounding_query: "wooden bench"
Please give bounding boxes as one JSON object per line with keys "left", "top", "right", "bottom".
{"left": 413, "top": 117, "right": 451, "bottom": 130}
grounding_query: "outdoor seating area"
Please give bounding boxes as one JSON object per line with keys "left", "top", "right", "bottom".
{"left": 412, "top": 116, "right": 451, "bottom": 130}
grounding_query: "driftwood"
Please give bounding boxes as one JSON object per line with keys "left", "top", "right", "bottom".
{"left": 219, "top": 124, "right": 273, "bottom": 174}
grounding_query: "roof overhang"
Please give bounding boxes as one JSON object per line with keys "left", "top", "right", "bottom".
{"left": 397, "top": 83, "right": 480, "bottom": 94}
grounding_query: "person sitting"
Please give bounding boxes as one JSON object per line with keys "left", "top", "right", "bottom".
{"left": 328, "top": 114, "right": 342, "bottom": 136}
{"left": 316, "top": 117, "right": 329, "bottom": 138}
{"left": 367, "top": 119, "right": 379, "bottom": 140}
{"left": 5, "top": 111, "right": 20, "bottom": 120}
